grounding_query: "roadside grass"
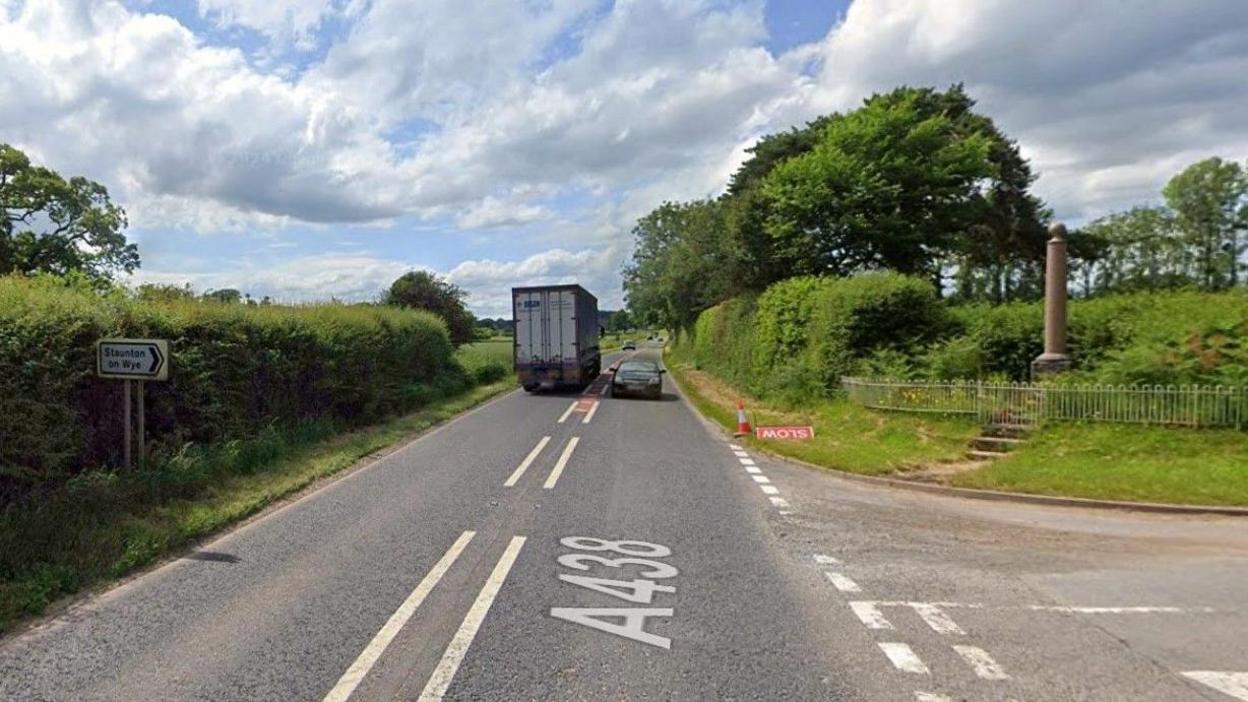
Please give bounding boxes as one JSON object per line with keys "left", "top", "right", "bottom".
{"left": 952, "top": 423, "right": 1248, "bottom": 506}
{"left": 666, "top": 358, "right": 978, "bottom": 476}
{"left": 0, "top": 378, "right": 514, "bottom": 634}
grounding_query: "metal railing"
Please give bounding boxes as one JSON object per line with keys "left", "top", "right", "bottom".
{"left": 841, "top": 377, "right": 1247, "bottom": 428}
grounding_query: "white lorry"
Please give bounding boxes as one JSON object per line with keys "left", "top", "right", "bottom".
{"left": 512, "top": 285, "right": 601, "bottom": 391}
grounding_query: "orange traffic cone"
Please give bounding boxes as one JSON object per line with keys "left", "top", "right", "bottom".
{"left": 734, "top": 400, "right": 752, "bottom": 437}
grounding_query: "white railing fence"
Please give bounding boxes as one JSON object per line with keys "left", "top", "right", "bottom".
{"left": 841, "top": 377, "right": 1247, "bottom": 428}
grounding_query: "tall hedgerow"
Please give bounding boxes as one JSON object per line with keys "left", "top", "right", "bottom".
{"left": 0, "top": 275, "right": 460, "bottom": 491}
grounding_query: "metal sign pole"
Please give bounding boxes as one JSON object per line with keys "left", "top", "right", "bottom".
{"left": 123, "top": 379, "right": 132, "bottom": 469}
{"left": 137, "top": 380, "right": 146, "bottom": 469}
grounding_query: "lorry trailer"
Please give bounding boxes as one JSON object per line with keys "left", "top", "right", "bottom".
{"left": 512, "top": 284, "right": 602, "bottom": 391}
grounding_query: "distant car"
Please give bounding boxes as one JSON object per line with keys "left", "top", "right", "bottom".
{"left": 612, "top": 360, "right": 664, "bottom": 399}
{"left": 622, "top": 340, "right": 637, "bottom": 350}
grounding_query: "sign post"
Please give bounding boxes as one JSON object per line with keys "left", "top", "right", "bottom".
{"left": 97, "top": 339, "right": 169, "bottom": 468}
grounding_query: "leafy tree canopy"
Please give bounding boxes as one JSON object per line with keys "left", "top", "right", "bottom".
{"left": 1, "top": 143, "right": 137, "bottom": 280}
{"left": 386, "top": 270, "right": 477, "bottom": 346}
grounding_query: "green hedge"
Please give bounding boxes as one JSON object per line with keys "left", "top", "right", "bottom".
{"left": 0, "top": 276, "right": 462, "bottom": 492}
{"left": 689, "top": 272, "right": 948, "bottom": 402}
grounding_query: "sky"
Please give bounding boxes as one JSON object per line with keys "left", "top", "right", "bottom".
{"left": 3, "top": 0, "right": 1248, "bottom": 317}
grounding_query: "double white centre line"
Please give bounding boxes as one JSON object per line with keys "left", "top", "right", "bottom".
{"left": 419, "top": 536, "right": 527, "bottom": 701}
{"left": 322, "top": 532, "right": 477, "bottom": 702}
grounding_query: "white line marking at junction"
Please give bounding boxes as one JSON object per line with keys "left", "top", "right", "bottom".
{"left": 813, "top": 554, "right": 841, "bottom": 565}
{"left": 732, "top": 450, "right": 749, "bottom": 457}
{"left": 850, "top": 601, "right": 894, "bottom": 630}
{"left": 751, "top": 475, "right": 771, "bottom": 484}
{"left": 1183, "top": 671, "right": 1248, "bottom": 701}
{"left": 419, "top": 536, "right": 527, "bottom": 701}
{"left": 729, "top": 444, "right": 742, "bottom": 450}
{"left": 912, "top": 603, "right": 965, "bottom": 635}
{"left": 953, "top": 645, "right": 1009, "bottom": 680}
{"left": 581, "top": 400, "right": 600, "bottom": 425}
{"left": 769, "top": 497, "right": 791, "bottom": 509}
{"left": 557, "top": 401, "right": 578, "bottom": 424}
{"left": 759, "top": 484, "right": 780, "bottom": 495}
{"left": 543, "top": 437, "right": 581, "bottom": 489}
{"left": 323, "top": 531, "right": 476, "bottom": 702}
{"left": 745, "top": 466, "right": 762, "bottom": 474}
{"left": 825, "top": 572, "right": 861, "bottom": 593}
{"left": 914, "top": 693, "right": 953, "bottom": 702}
{"left": 504, "top": 436, "right": 551, "bottom": 487}
{"left": 878, "top": 642, "right": 929, "bottom": 674}
{"left": 739, "top": 457, "right": 756, "bottom": 466}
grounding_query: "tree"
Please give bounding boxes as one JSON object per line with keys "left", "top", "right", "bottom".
{"left": 1, "top": 143, "right": 137, "bottom": 280}
{"left": 1163, "top": 157, "right": 1248, "bottom": 290}
{"left": 608, "top": 309, "right": 633, "bottom": 332}
{"left": 203, "top": 288, "right": 243, "bottom": 304}
{"left": 1076, "top": 207, "right": 1189, "bottom": 294}
{"left": 386, "top": 270, "right": 476, "bottom": 346}
{"left": 761, "top": 86, "right": 1044, "bottom": 287}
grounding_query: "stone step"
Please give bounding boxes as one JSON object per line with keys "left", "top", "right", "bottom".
{"left": 967, "top": 449, "right": 1009, "bottom": 460}
{"left": 982, "top": 423, "right": 1033, "bottom": 439}
{"left": 971, "top": 436, "right": 1024, "bottom": 452}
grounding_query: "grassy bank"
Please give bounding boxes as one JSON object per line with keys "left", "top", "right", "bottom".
{"left": 953, "top": 424, "right": 1248, "bottom": 506}
{"left": 0, "top": 378, "right": 514, "bottom": 634}
{"left": 666, "top": 355, "right": 978, "bottom": 475}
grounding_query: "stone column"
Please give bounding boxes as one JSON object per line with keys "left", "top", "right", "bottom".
{"left": 1032, "top": 223, "right": 1073, "bottom": 379}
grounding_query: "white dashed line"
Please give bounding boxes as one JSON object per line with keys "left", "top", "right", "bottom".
{"left": 751, "top": 475, "right": 771, "bottom": 484}
{"left": 732, "top": 450, "right": 749, "bottom": 457}
{"left": 739, "top": 457, "right": 756, "bottom": 466}
{"left": 581, "top": 400, "right": 600, "bottom": 425}
{"left": 849, "top": 601, "right": 894, "bottom": 630}
{"left": 1183, "top": 671, "right": 1248, "bottom": 701}
{"left": 953, "top": 645, "right": 1010, "bottom": 680}
{"left": 323, "top": 531, "right": 475, "bottom": 702}
{"left": 914, "top": 693, "right": 954, "bottom": 702}
{"left": 769, "top": 496, "right": 791, "bottom": 509}
{"left": 419, "top": 536, "right": 527, "bottom": 701}
{"left": 878, "top": 642, "right": 929, "bottom": 675}
{"left": 557, "top": 401, "right": 578, "bottom": 424}
{"left": 759, "top": 484, "right": 780, "bottom": 495}
{"left": 504, "top": 436, "right": 551, "bottom": 487}
{"left": 728, "top": 444, "right": 743, "bottom": 450}
{"left": 824, "top": 572, "right": 861, "bottom": 593}
{"left": 813, "top": 554, "right": 841, "bottom": 565}
{"left": 745, "top": 466, "right": 762, "bottom": 474}
{"left": 543, "top": 437, "right": 580, "bottom": 489}
{"left": 911, "top": 603, "right": 965, "bottom": 636}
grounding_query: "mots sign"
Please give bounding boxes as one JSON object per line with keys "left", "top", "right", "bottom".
{"left": 755, "top": 426, "right": 815, "bottom": 440}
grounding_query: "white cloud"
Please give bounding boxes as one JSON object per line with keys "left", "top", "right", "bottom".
{"left": 455, "top": 196, "right": 551, "bottom": 230}
{"left": 196, "top": 0, "right": 342, "bottom": 44}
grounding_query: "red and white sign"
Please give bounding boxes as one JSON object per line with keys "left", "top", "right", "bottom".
{"left": 755, "top": 426, "right": 815, "bottom": 440}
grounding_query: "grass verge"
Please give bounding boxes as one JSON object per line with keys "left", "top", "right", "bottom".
{"left": 0, "top": 379, "right": 514, "bottom": 634}
{"left": 666, "top": 358, "right": 978, "bottom": 476}
{"left": 953, "top": 423, "right": 1248, "bottom": 506}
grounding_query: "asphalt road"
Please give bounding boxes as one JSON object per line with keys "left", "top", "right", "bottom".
{"left": 2, "top": 342, "right": 1247, "bottom": 701}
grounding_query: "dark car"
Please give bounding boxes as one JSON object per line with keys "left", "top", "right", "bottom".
{"left": 622, "top": 340, "right": 637, "bottom": 350}
{"left": 611, "top": 360, "right": 664, "bottom": 399}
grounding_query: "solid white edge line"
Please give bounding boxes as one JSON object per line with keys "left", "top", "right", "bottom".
{"left": 418, "top": 536, "right": 527, "bottom": 701}
{"left": 504, "top": 436, "right": 551, "bottom": 487}
{"left": 825, "top": 572, "right": 861, "bottom": 593}
{"left": 952, "top": 645, "right": 1010, "bottom": 680}
{"left": 581, "top": 400, "right": 600, "bottom": 425}
{"left": 322, "top": 531, "right": 476, "bottom": 702}
{"left": 543, "top": 436, "right": 580, "bottom": 489}
{"left": 849, "top": 601, "right": 894, "bottom": 630}
{"left": 557, "top": 401, "right": 578, "bottom": 424}
{"left": 878, "top": 642, "right": 929, "bottom": 674}
{"left": 1183, "top": 671, "right": 1248, "bottom": 700}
